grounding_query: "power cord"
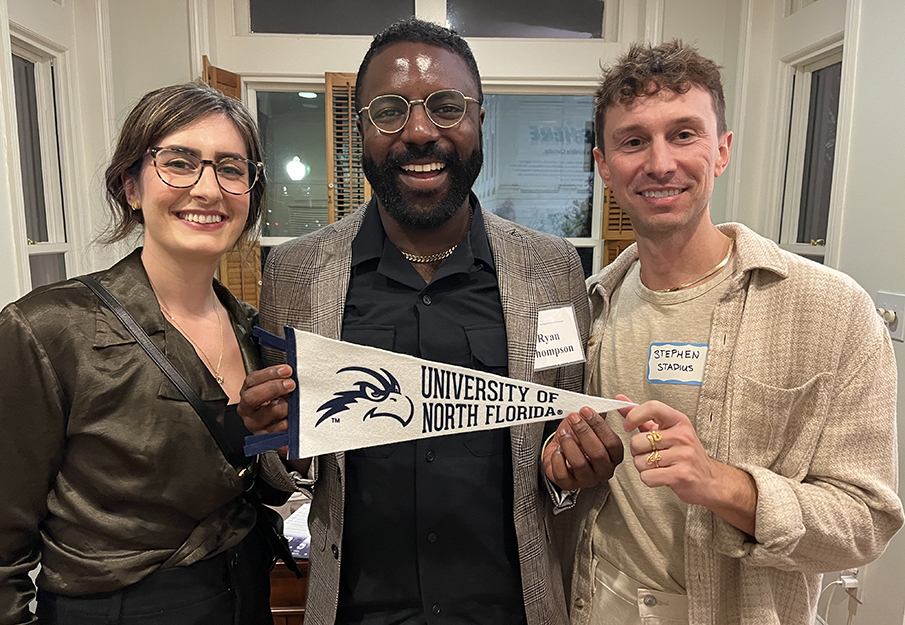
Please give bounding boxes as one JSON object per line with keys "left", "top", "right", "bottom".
{"left": 815, "top": 579, "right": 843, "bottom": 625}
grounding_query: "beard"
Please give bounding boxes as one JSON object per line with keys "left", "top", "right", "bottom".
{"left": 362, "top": 142, "right": 483, "bottom": 230}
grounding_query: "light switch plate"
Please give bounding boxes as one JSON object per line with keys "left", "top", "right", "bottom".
{"left": 876, "top": 291, "right": 904, "bottom": 342}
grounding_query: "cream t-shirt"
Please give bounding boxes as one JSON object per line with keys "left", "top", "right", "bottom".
{"left": 588, "top": 254, "right": 737, "bottom": 593}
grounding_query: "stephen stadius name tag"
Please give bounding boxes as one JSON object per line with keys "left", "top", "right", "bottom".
{"left": 647, "top": 342, "right": 709, "bottom": 385}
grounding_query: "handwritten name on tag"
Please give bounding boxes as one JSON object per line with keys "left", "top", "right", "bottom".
{"left": 647, "top": 342, "right": 709, "bottom": 385}
{"left": 534, "top": 305, "right": 586, "bottom": 372}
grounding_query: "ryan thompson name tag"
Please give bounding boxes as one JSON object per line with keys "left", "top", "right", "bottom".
{"left": 247, "top": 327, "right": 634, "bottom": 459}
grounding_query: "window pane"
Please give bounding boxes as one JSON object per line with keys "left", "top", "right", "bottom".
{"left": 576, "top": 246, "right": 594, "bottom": 278}
{"left": 12, "top": 55, "right": 49, "bottom": 243}
{"left": 447, "top": 0, "right": 604, "bottom": 38}
{"left": 474, "top": 94, "right": 595, "bottom": 237}
{"left": 797, "top": 61, "right": 841, "bottom": 245}
{"left": 257, "top": 91, "right": 328, "bottom": 237}
{"left": 250, "top": 0, "right": 414, "bottom": 35}
{"left": 29, "top": 253, "right": 66, "bottom": 289}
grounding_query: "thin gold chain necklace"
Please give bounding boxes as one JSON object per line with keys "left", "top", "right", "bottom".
{"left": 156, "top": 288, "right": 225, "bottom": 384}
{"left": 652, "top": 239, "right": 734, "bottom": 293}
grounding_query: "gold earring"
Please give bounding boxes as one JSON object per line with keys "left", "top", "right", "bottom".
{"left": 130, "top": 201, "right": 141, "bottom": 210}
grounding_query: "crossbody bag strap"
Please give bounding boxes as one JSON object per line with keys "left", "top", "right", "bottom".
{"left": 75, "top": 275, "right": 241, "bottom": 471}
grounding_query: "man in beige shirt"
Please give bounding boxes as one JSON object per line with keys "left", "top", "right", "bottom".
{"left": 545, "top": 41, "right": 902, "bottom": 624}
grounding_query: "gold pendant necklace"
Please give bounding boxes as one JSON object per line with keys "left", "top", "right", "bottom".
{"left": 653, "top": 239, "right": 735, "bottom": 293}
{"left": 157, "top": 288, "right": 225, "bottom": 384}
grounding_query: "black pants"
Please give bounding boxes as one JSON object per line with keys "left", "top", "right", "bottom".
{"left": 36, "top": 527, "right": 274, "bottom": 625}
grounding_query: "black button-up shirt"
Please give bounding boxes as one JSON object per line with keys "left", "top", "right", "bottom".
{"left": 336, "top": 199, "right": 526, "bottom": 625}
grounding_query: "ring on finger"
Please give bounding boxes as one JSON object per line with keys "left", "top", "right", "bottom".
{"left": 647, "top": 430, "right": 662, "bottom": 452}
{"left": 646, "top": 450, "right": 661, "bottom": 468}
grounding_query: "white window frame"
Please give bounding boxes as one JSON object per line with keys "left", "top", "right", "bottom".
{"left": 9, "top": 35, "right": 73, "bottom": 291}
{"left": 778, "top": 45, "right": 843, "bottom": 262}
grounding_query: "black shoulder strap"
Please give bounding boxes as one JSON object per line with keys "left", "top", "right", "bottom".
{"left": 75, "top": 275, "right": 240, "bottom": 471}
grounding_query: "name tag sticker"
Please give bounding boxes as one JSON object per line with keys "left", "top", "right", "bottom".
{"left": 534, "top": 305, "right": 586, "bottom": 372}
{"left": 647, "top": 342, "right": 709, "bottom": 385}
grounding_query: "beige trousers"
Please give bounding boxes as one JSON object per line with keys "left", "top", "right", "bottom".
{"left": 590, "top": 557, "right": 688, "bottom": 625}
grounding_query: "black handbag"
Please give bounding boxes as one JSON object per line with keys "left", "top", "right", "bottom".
{"left": 75, "top": 275, "right": 302, "bottom": 578}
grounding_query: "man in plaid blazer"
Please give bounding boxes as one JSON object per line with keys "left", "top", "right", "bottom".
{"left": 239, "top": 17, "right": 622, "bottom": 625}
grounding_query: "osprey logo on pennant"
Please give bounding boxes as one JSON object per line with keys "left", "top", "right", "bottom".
{"left": 315, "top": 366, "right": 415, "bottom": 427}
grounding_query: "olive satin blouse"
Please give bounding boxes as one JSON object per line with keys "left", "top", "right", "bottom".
{"left": 0, "top": 249, "right": 262, "bottom": 624}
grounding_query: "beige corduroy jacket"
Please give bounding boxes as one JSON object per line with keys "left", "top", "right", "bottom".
{"left": 259, "top": 200, "right": 590, "bottom": 625}
{"left": 561, "top": 223, "right": 903, "bottom": 625}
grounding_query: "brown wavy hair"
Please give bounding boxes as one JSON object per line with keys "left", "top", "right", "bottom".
{"left": 102, "top": 82, "right": 266, "bottom": 243}
{"left": 594, "top": 40, "right": 727, "bottom": 149}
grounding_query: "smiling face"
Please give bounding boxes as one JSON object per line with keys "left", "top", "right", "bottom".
{"left": 357, "top": 42, "right": 484, "bottom": 229}
{"left": 595, "top": 86, "right": 732, "bottom": 240}
{"left": 124, "top": 114, "right": 250, "bottom": 264}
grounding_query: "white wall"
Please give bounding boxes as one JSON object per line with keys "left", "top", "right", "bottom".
{"left": 821, "top": 0, "right": 905, "bottom": 620}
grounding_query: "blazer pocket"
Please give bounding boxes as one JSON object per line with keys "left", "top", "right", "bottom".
{"left": 727, "top": 372, "right": 833, "bottom": 478}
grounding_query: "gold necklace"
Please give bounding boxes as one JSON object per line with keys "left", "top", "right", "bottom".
{"left": 399, "top": 206, "right": 474, "bottom": 264}
{"left": 653, "top": 239, "right": 734, "bottom": 293}
{"left": 157, "top": 289, "right": 225, "bottom": 384}
{"left": 400, "top": 246, "right": 458, "bottom": 263}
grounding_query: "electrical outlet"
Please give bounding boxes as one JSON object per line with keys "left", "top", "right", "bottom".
{"left": 876, "top": 292, "right": 904, "bottom": 342}
{"left": 842, "top": 566, "right": 865, "bottom": 604}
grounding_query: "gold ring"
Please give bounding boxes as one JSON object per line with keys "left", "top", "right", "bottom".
{"left": 646, "top": 450, "right": 661, "bottom": 468}
{"left": 647, "top": 430, "right": 662, "bottom": 452}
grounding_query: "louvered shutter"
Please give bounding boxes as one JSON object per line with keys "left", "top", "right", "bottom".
{"left": 325, "top": 72, "right": 371, "bottom": 222}
{"left": 201, "top": 56, "right": 263, "bottom": 307}
{"left": 600, "top": 186, "right": 634, "bottom": 266}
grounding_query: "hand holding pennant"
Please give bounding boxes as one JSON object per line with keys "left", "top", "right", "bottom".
{"left": 244, "top": 327, "right": 634, "bottom": 460}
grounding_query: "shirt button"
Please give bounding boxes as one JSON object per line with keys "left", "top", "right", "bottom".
{"left": 427, "top": 532, "right": 437, "bottom": 543}
{"left": 425, "top": 450, "right": 435, "bottom": 462}
{"left": 331, "top": 544, "right": 339, "bottom": 559}
{"left": 422, "top": 294, "right": 432, "bottom": 305}
{"left": 575, "top": 598, "right": 585, "bottom": 609}
{"left": 432, "top": 604, "right": 441, "bottom": 615}
{"left": 643, "top": 594, "right": 657, "bottom": 607}
{"left": 588, "top": 335, "right": 597, "bottom": 346}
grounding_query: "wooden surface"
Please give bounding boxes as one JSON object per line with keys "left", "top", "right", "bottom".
{"left": 270, "top": 559, "right": 309, "bottom": 625}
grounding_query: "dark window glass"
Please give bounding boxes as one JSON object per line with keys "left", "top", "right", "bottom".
{"left": 29, "top": 253, "right": 66, "bottom": 288}
{"left": 576, "top": 246, "right": 594, "bottom": 278}
{"left": 257, "top": 91, "right": 328, "bottom": 237}
{"left": 250, "top": 0, "right": 414, "bottom": 35}
{"left": 447, "top": 0, "right": 604, "bottom": 38}
{"left": 797, "top": 61, "right": 841, "bottom": 245}
{"left": 12, "top": 55, "right": 48, "bottom": 242}
{"left": 474, "top": 94, "right": 595, "bottom": 237}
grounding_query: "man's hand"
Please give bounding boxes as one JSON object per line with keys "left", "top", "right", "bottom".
{"left": 618, "top": 394, "right": 757, "bottom": 535}
{"left": 543, "top": 406, "right": 624, "bottom": 490}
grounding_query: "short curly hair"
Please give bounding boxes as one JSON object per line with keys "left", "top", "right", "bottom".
{"left": 594, "top": 40, "right": 727, "bottom": 149}
{"left": 103, "top": 82, "right": 266, "bottom": 243}
{"left": 355, "top": 17, "right": 483, "bottom": 112}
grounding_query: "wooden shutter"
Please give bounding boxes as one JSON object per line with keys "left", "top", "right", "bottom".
{"left": 600, "top": 187, "right": 635, "bottom": 267}
{"left": 201, "top": 57, "right": 263, "bottom": 307}
{"left": 325, "top": 72, "right": 371, "bottom": 222}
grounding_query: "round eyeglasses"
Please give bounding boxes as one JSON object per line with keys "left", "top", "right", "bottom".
{"left": 147, "top": 147, "right": 263, "bottom": 196}
{"left": 358, "top": 89, "right": 481, "bottom": 134}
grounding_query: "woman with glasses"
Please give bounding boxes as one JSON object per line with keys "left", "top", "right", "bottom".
{"left": 0, "top": 83, "right": 280, "bottom": 624}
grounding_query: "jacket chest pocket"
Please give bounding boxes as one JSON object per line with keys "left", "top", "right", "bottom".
{"left": 726, "top": 371, "right": 833, "bottom": 478}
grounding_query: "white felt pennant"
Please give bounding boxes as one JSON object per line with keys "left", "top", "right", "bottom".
{"left": 284, "top": 328, "right": 634, "bottom": 459}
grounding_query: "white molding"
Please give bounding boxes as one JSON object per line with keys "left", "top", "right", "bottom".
{"left": 644, "top": 0, "right": 665, "bottom": 45}
{"left": 822, "top": 0, "right": 861, "bottom": 270}
{"left": 0, "top": 0, "right": 26, "bottom": 303}
{"left": 188, "top": 0, "right": 210, "bottom": 79}
{"left": 414, "top": 0, "right": 445, "bottom": 26}
{"left": 724, "top": 0, "right": 753, "bottom": 223}
{"left": 762, "top": 59, "right": 794, "bottom": 241}
{"left": 94, "top": 0, "right": 114, "bottom": 149}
